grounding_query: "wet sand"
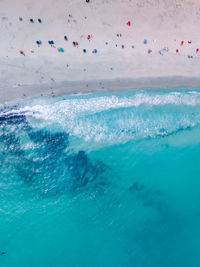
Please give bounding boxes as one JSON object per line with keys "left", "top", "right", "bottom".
{"left": 1, "top": 76, "right": 200, "bottom": 106}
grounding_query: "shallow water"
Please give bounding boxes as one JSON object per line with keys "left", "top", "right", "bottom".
{"left": 0, "top": 89, "right": 200, "bottom": 267}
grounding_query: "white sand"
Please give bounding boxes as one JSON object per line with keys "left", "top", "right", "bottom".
{"left": 1, "top": 0, "right": 200, "bottom": 104}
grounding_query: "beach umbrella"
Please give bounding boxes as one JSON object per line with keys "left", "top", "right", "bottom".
{"left": 36, "top": 40, "right": 42, "bottom": 45}
{"left": 19, "top": 50, "right": 25, "bottom": 56}
{"left": 48, "top": 40, "right": 54, "bottom": 45}
{"left": 57, "top": 48, "right": 64, "bottom": 52}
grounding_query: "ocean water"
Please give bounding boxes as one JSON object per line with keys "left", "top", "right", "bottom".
{"left": 0, "top": 88, "right": 200, "bottom": 267}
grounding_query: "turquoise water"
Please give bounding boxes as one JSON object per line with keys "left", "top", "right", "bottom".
{"left": 1, "top": 89, "right": 200, "bottom": 266}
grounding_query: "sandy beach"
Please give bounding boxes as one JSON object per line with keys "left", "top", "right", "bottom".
{"left": 1, "top": 0, "right": 200, "bottom": 103}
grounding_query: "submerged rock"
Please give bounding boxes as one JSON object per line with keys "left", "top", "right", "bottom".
{"left": 0, "top": 114, "right": 106, "bottom": 196}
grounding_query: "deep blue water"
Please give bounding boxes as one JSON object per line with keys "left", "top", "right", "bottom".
{"left": 1, "top": 89, "right": 200, "bottom": 267}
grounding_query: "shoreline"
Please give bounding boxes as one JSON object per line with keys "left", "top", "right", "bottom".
{"left": 1, "top": 75, "right": 200, "bottom": 106}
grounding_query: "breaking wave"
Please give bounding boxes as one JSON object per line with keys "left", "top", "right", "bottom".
{"left": 1, "top": 89, "right": 200, "bottom": 146}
